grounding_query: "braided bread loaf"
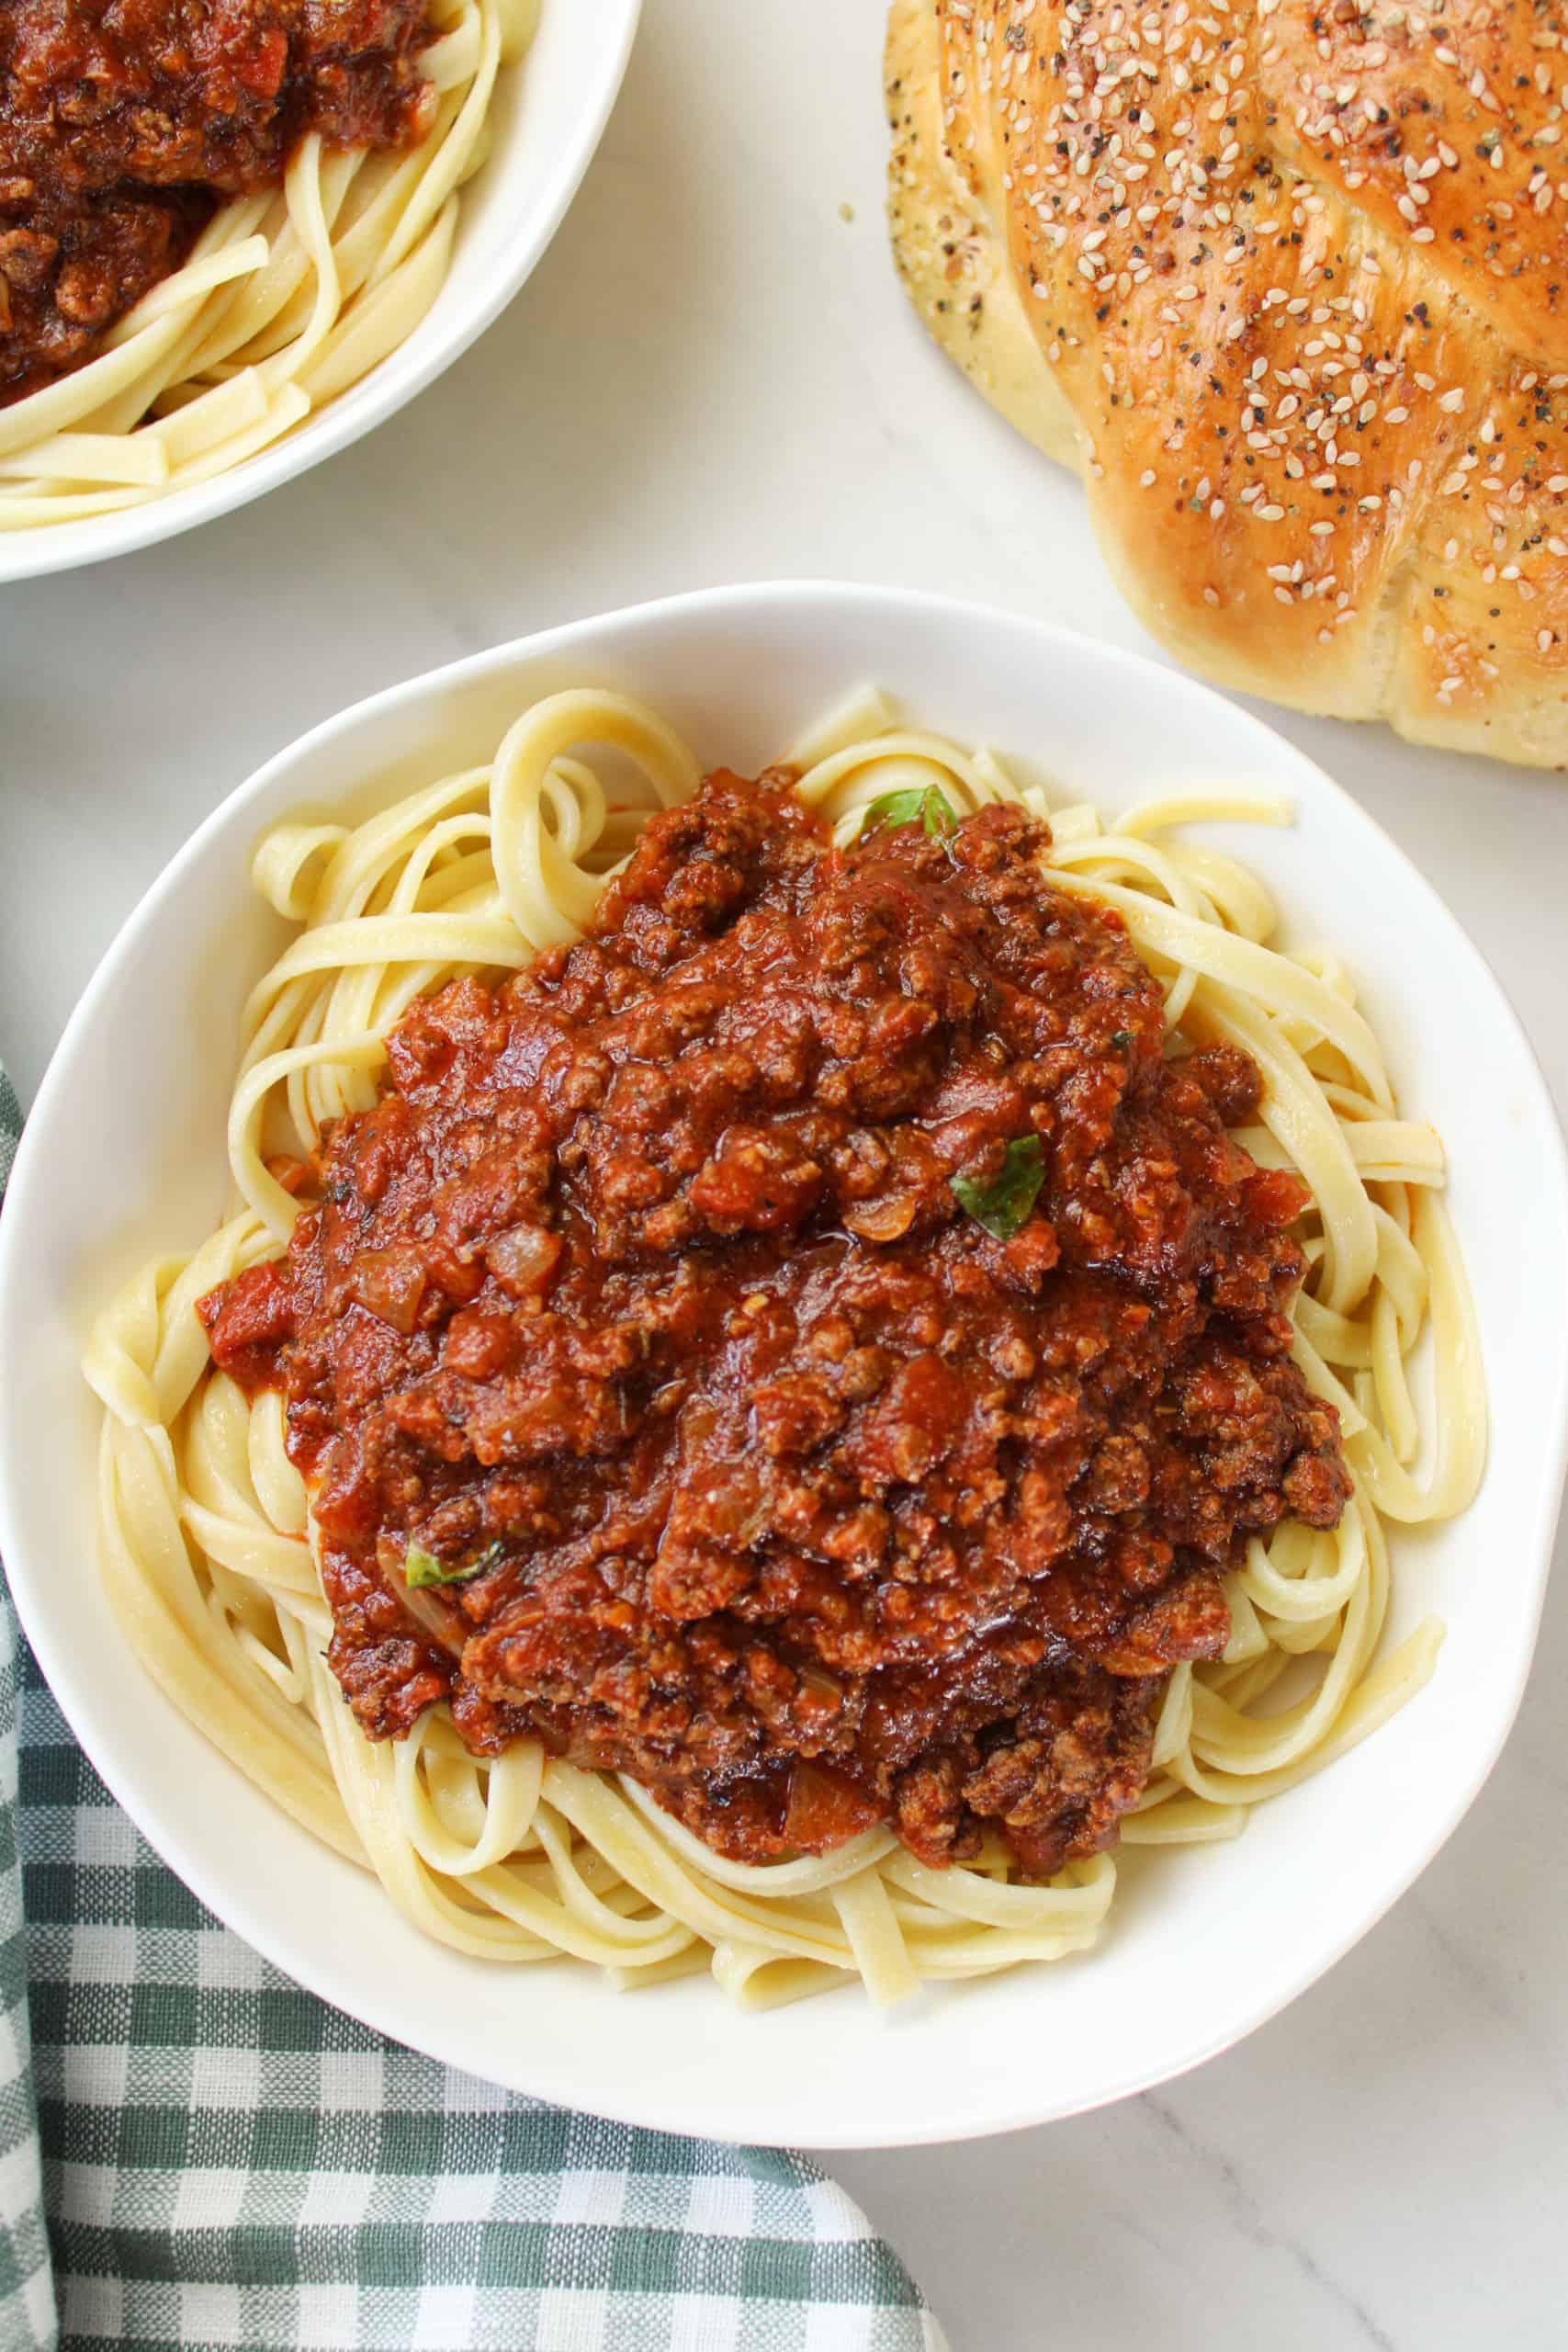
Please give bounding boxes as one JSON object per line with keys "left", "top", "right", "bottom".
{"left": 887, "top": 0, "right": 1568, "bottom": 763}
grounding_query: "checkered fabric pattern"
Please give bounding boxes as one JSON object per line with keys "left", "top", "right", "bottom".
{"left": 0, "top": 1068, "right": 19, "bottom": 1197}
{"left": 0, "top": 1077, "right": 948, "bottom": 2352}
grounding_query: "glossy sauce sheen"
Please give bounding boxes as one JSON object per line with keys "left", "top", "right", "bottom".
{"left": 0, "top": 0, "right": 434, "bottom": 401}
{"left": 204, "top": 777, "right": 1349, "bottom": 1877}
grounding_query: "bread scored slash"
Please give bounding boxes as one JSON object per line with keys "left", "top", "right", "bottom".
{"left": 886, "top": 0, "right": 1568, "bottom": 768}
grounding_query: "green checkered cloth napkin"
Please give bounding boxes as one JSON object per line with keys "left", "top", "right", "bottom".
{"left": 0, "top": 1075, "right": 947, "bottom": 2352}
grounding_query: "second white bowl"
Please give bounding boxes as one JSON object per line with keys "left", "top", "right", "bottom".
{"left": 0, "top": 0, "right": 641, "bottom": 585}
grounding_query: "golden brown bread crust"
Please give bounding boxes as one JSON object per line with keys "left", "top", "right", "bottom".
{"left": 887, "top": 0, "right": 1568, "bottom": 765}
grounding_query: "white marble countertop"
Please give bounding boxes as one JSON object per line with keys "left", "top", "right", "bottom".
{"left": 3, "top": 3, "right": 1565, "bottom": 2345}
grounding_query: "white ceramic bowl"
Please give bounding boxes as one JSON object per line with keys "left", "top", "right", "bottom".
{"left": 0, "top": 0, "right": 641, "bottom": 586}
{"left": 2, "top": 583, "right": 1564, "bottom": 2148}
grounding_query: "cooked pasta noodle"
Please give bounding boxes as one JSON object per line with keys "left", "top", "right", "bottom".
{"left": 0, "top": 0, "right": 536, "bottom": 531}
{"left": 83, "top": 685, "right": 1485, "bottom": 2007}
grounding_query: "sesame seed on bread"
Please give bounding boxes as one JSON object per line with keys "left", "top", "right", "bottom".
{"left": 887, "top": 0, "right": 1568, "bottom": 766}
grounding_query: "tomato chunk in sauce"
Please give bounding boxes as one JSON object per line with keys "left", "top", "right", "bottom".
{"left": 203, "top": 774, "right": 1349, "bottom": 1879}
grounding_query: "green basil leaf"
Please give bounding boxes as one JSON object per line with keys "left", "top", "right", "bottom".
{"left": 951, "top": 1135, "right": 1045, "bottom": 1240}
{"left": 863, "top": 784, "right": 959, "bottom": 840}
{"left": 404, "top": 1540, "right": 505, "bottom": 1590}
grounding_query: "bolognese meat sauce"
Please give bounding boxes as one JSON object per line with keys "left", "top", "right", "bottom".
{"left": 0, "top": 0, "right": 435, "bottom": 402}
{"left": 203, "top": 774, "right": 1349, "bottom": 1879}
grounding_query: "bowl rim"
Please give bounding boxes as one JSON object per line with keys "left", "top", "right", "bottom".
{"left": 3, "top": 580, "right": 1565, "bottom": 2146}
{"left": 0, "top": 0, "right": 643, "bottom": 588}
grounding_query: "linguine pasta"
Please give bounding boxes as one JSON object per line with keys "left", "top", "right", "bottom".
{"left": 83, "top": 687, "right": 1485, "bottom": 2007}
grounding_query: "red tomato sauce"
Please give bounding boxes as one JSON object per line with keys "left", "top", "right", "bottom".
{"left": 204, "top": 774, "right": 1348, "bottom": 1878}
